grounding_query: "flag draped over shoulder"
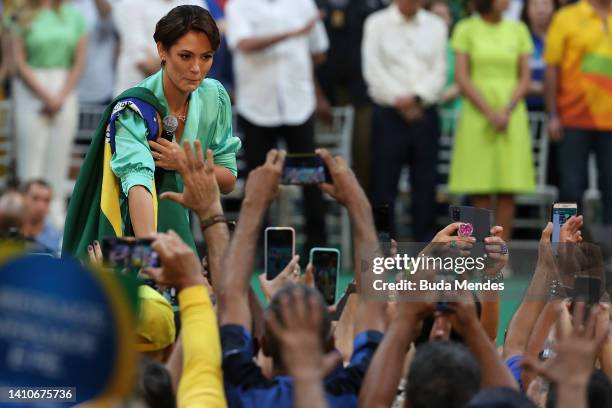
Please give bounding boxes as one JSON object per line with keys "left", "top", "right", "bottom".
{"left": 62, "top": 87, "right": 196, "bottom": 259}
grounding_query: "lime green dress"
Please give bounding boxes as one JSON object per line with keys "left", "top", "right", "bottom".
{"left": 449, "top": 16, "right": 535, "bottom": 194}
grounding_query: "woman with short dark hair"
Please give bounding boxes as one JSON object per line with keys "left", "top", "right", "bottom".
{"left": 63, "top": 5, "right": 241, "bottom": 257}
{"left": 449, "top": 0, "right": 535, "bottom": 243}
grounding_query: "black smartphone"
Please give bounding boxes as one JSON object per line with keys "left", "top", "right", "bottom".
{"left": 281, "top": 154, "right": 331, "bottom": 185}
{"left": 574, "top": 276, "right": 602, "bottom": 305}
{"left": 310, "top": 248, "right": 341, "bottom": 306}
{"left": 265, "top": 227, "right": 295, "bottom": 280}
{"left": 102, "top": 237, "right": 161, "bottom": 269}
{"left": 449, "top": 205, "right": 492, "bottom": 242}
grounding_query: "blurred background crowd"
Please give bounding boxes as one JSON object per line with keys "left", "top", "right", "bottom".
{"left": 0, "top": 0, "right": 610, "bottom": 257}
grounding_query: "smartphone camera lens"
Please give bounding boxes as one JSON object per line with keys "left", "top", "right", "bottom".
{"left": 452, "top": 208, "right": 460, "bottom": 221}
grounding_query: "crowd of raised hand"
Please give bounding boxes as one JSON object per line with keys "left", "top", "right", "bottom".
{"left": 104, "top": 140, "right": 611, "bottom": 408}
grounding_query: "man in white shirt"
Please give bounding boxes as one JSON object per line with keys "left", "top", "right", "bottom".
{"left": 226, "top": 0, "right": 330, "bottom": 250}
{"left": 112, "top": 0, "right": 207, "bottom": 95}
{"left": 363, "top": 0, "right": 447, "bottom": 241}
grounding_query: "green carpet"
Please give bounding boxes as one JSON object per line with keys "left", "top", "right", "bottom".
{"left": 251, "top": 272, "right": 531, "bottom": 346}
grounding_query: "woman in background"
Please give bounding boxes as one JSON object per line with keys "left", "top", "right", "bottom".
{"left": 449, "top": 0, "right": 535, "bottom": 243}
{"left": 9, "top": 0, "right": 87, "bottom": 229}
{"left": 521, "top": 0, "right": 558, "bottom": 113}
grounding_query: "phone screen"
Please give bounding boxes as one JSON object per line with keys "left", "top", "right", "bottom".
{"left": 266, "top": 229, "right": 294, "bottom": 279}
{"left": 102, "top": 238, "right": 160, "bottom": 269}
{"left": 552, "top": 204, "right": 578, "bottom": 243}
{"left": 312, "top": 249, "right": 339, "bottom": 306}
{"left": 281, "top": 154, "right": 330, "bottom": 185}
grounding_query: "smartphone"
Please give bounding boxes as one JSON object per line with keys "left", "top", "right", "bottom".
{"left": 265, "top": 227, "right": 295, "bottom": 280}
{"left": 102, "top": 237, "right": 161, "bottom": 269}
{"left": 449, "top": 206, "right": 492, "bottom": 257}
{"left": 551, "top": 203, "right": 578, "bottom": 243}
{"left": 310, "top": 248, "right": 340, "bottom": 306}
{"left": 574, "top": 275, "right": 601, "bottom": 305}
{"left": 281, "top": 154, "right": 331, "bottom": 185}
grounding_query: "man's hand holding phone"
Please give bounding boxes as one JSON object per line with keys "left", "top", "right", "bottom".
{"left": 244, "top": 149, "right": 286, "bottom": 209}
{"left": 316, "top": 148, "right": 368, "bottom": 209}
{"left": 143, "top": 230, "right": 205, "bottom": 292}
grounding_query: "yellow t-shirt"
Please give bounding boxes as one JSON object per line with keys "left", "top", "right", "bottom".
{"left": 544, "top": 1, "right": 612, "bottom": 130}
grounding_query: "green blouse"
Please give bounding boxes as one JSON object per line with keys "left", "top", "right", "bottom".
{"left": 10, "top": 4, "right": 87, "bottom": 69}
{"left": 110, "top": 70, "right": 241, "bottom": 198}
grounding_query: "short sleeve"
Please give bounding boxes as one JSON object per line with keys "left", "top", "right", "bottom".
{"left": 309, "top": 20, "right": 329, "bottom": 54}
{"left": 517, "top": 22, "right": 533, "bottom": 55}
{"left": 450, "top": 19, "right": 471, "bottom": 54}
{"left": 209, "top": 82, "right": 241, "bottom": 177}
{"left": 70, "top": 6, "right": 88, "bottom": 38}
{"left": 110, "top": 109, "right": 155, "bottom": 196}
{"left": 543, "top": 11, "right": 566, "bottom": 65}
{"left": 225, "top": 1, "right": 252, "bottom": 50}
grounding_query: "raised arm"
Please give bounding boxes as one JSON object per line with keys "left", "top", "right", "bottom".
{"left": 146, "top": 231, "right": 226, "bottom": 407}
{"left": 448, "top": 292, "right": 519, "bottom": 390}
{"left": 316, "top": 148, "right": 386, "bottom": 334}
{"left": 160, "top": 141, "right": 229, "bottom": 293}
{"left": 503, "top": 223, "right": 555, "bottom": 359}
{"left": 359, "top": 301, "right": 435, "bottom": 408}
{"left": 218, "top": 149, "right": 286, "bottom": 328}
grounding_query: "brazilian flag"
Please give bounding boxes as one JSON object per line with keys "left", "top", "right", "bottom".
{"left": 62, "top": 87, "right": 196, "bottom": 259}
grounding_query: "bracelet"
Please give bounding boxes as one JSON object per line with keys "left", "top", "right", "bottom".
{"left": 200, "top": 214, "right": 227, "bottom": 231}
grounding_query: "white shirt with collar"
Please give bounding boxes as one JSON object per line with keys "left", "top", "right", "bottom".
{"left": 362, "top": 4, "right": 447, "bottom": 107}
{"left": 226, "top": 0, "right": 329, "bottom": 127}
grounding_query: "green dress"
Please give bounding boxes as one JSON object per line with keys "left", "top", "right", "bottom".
{"left": 449, "top": 16, "right": 535, "bottom": 194}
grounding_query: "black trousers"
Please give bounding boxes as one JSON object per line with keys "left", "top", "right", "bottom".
{"left": 239, "top": 115, "right": 327, "bottom": 249}
{"left": 371, "top": 105, "right": 440, "bottom": 241}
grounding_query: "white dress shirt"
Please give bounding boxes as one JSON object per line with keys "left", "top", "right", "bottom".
{"left": 226, "top": 0, "right": 329, "bottom": 127}
{"left": 362, "top": 4, "right": 447, "bottom": 107}
{"left": 112, "top": 0, "right": 207, "bottom": 96}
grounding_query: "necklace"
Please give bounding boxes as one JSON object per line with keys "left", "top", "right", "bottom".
{"left": 171, "top": 100, "right": 189, "bottom": 123}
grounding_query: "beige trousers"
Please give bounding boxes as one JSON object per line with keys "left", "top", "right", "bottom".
{"left": 14, "top": 69, "right": 78, "bottom": 230}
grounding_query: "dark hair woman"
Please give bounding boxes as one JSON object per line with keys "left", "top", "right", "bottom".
{"left": 63, "top": 5, "right": 241, "bottom": 257}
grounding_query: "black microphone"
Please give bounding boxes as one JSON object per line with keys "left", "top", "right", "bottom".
{"left": 155, "top": 115, "right": 179, "bottom": 192}
{"left": 161, "top": 115, "right": 178, "bottom": 142}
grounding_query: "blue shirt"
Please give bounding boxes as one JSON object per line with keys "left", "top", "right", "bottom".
{"left": 526, "top": 32, "right": 545, "bottom": 111}
{"left": 36, "top": 222, "right": 63, "bottom": 255}
{"left": 220, "top": 324, "right": 383, "bottom": 408}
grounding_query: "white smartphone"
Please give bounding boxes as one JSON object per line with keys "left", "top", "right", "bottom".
{"left": 265, "top": 227, "right": 295, "bottom": 280}
{"left": 551, "top": 203, "right": 578, "bottom": 244}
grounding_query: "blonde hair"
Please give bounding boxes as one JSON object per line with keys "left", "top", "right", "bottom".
{"left": 9, "top": 0, "right": 49, "bottom": 31}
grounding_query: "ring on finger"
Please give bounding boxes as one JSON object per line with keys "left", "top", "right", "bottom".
{"left": 500, "top": 244, "right": 509, "bottom": 255}
{"left": 450, "top": 240, "right": 457, "bottom": 249}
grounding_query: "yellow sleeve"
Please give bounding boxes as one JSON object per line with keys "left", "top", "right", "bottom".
{"left": 177, "top": 286, "right": 227, "bottom": 408}
{"left": 544, "top": 11, "right": 567, "bottom": 65}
